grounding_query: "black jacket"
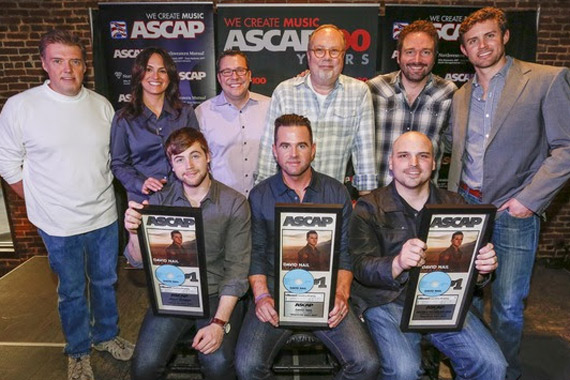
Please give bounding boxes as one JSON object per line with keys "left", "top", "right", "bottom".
{"left": 349, "top": 182, "right": 464, "bottom": 316}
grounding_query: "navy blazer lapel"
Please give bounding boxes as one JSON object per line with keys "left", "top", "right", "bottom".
{"left": 488, "top": 59, "right": 531, "bottom": 145}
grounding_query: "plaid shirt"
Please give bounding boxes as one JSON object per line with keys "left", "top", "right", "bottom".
{"left": 368, "top": 72, "right": 457, "bottom": 187}
{"left": 255, "top": 74, "right": 378, "bottom": 191}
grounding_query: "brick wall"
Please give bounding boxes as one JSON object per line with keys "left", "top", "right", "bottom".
{"left": 0, "top": 0, "right": 569, "bottom": 275}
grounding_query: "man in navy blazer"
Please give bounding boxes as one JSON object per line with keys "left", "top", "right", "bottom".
{"left": 447, "top": 7, "right": 570, "bottom": 380}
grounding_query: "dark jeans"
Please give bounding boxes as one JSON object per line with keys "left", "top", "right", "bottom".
{"left": 364, "top": 302, "right": 506, "bottom": 380}
{"left": 131, "top": 296, "right": 244, "bottom": 380}
{"left": 39, "top": 221, "right": 119, "bottom": 357}
{"left": 460, "top": 188, "right": 540, "bottom": 380}
{"left": 235, "top": 300, "right": 379, "bottom": 380}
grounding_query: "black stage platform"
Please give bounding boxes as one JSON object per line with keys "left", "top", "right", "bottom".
{"left": 1, "top": 256, "right": 569, "bottom": 380}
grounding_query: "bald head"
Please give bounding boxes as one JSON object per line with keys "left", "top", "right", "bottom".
{"left": 392, "top": 131, "right": 434, "bottom": 158}
{"left": 389, "top": 131, "right": 436, "bottom": 192}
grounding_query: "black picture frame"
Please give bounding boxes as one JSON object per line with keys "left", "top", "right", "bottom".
{"left": 401, "top": 204, "right": 496, "bottom": 332}
{"left": 274, "top": 204, "right": 342, "bottom": 328}
{"left": 138, "top": 205, "right": 209, "bottom": 318}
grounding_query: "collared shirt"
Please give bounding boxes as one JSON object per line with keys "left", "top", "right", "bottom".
{"left": 462, "top": 57, "right": 513, "bottom": 189}
{"left": 149, "top": 179, "right": 251, "bottom": 298}
{"left": 249, "top": 169, "right": 352, "bottom": 293}
{"left": 196, "top": 91, "right": 270, "bottom": 196}
{"left": 255, "top": 75, "right": 378, "bottom": 191}
{"left": 367, "top": 72, "right": 457, "bottom": 187}
{"left": 110, "top": 102, "right": 199, "bottom": 202}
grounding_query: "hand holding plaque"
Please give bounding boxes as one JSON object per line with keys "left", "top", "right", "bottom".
{"left": 400, "top": 205, "right": 496, "bottom": 332}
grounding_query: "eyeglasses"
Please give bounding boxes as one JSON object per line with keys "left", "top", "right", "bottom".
{"left": 218, "top": 67, "right": 249, "bottom": 77}
{"left": 310, "top": 48, "right": 344, "bottom": 59}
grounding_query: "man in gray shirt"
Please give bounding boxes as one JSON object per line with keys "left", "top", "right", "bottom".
{"left": 124, "top": 127, "right": 251, "bottom": 380}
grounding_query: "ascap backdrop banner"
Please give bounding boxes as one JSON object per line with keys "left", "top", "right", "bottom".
{"left": 97, "top": 2, "right": 216, "bottom": 109}
{"left": 217, "top": 3, "right": 379, "bottom": 96}
{"left": 382, "top": 5, "right": 537, "bottom": 88}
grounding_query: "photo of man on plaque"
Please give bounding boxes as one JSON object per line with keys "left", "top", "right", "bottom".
{"left": 422, "top": 230, "right": 477, "bottom": 273}
{"left": 282, "top": 230, "right": 332, "bottom": 271}
{"left": 164, "top": 230, "right": 199, "bottom": 267}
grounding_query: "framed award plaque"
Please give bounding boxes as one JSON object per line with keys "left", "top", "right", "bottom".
{"left": 274, "top": 203, "right": 342, "bottom": 328}
{"left": 401, "top": 204, "right": 496, "bottom": 332}
{"left": 137, "top": 205, "right": 209, "bottom": 318}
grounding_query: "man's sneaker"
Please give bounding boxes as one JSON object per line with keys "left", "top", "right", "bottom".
{"left": 93, "top": 336, "right": 134, "bottom": 361}
{"left": 68, "top": 354, "right": 94, "bottom": 380}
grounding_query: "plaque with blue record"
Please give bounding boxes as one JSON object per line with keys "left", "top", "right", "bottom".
{"left": 275, "top": 204, "right": 342, "bottom": 328}
{"left": 138, "top": 206, "right": 209, "bottom": 318}
{"left": 401, "top": 204, "right": 496, "bottom": 332}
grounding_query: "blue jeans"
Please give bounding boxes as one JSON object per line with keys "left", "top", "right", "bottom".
{"left": 131, "top": 296, "right": 244, "bottom": 380}
{"left": 364, "top": 302, "right": 506, "bottom": 380}
{"left": 459, "top": 187, "right": 540, "bottom": 380}
{"left": 235, "top": 300, "right": 380, "bottom": 380}
{"left": 39, "top": 221, "right": 119, "bottom": 357}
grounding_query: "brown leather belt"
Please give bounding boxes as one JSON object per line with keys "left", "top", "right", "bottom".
{"left": 459, "top": 181, "right": 482, "bottom": 200}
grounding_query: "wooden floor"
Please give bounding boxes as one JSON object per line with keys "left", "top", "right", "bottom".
{"left": 0, "top": 256, "right": 569, "bottom": 380}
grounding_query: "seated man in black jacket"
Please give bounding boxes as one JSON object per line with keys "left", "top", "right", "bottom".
{"left": 349, "top": 131, "right": 507, "bottom": 380}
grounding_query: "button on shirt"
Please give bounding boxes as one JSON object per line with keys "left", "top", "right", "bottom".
{"left": 196, "top": 91, "right": 270, "bottom": 196}
{"left": 255, "top": 75, "right": 378, "bottom": 191}
{"left": 110, "top": 103, "right": 199, "bottom": 202}
{"left": 249, "top": 169, "right": 353, "bottom": 293}
{"left": 149, "top": 179, "right": 251, "bottom": 298}
{"left": 367, "top": 72, "right": 457, "bottom": 186}
{"left": 462, "top": 57, "right": 513, "bottom": 190}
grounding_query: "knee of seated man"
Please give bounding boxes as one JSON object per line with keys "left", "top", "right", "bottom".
{"left": 235, "top": 350, "right": 268, "bottom": 379}
{"left": 361, "top": 357, "right": 381, "bottom": 378}
{"left": 454, "top": 351, "right": 507, "bottom": 380}
{"left": 200, "top": 348, "right": 235, "bottom": 377}
{"left": 381, "top": 357, "right": 422, "bottom": 380}
{"left": 131, "top": 355, "right": 164, "bottom": 380}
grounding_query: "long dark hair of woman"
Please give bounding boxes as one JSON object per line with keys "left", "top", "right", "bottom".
{"left": 119, "top": 47, "right": 183, "bottom": 119}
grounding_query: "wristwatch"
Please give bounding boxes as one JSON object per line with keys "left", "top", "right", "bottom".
{"left": 209, "top": 317, "right": 231, "bottom": 334}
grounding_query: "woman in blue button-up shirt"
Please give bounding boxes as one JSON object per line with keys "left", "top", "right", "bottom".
{"left": 110, "top": 47, "right": 199, "bottom": 203}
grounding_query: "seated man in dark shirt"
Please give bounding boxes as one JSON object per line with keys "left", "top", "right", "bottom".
{"left": 349, "top": 131, "right": 506, "bottom": 380}
{"left": 235, "top": 114, "right": 379, "bottom": 379}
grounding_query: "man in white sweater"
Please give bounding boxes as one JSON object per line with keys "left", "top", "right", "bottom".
{"left": 0, "top": 30, "right": 133, "bottom": 380}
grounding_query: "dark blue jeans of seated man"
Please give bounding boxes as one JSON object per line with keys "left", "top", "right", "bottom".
{"left": 235, "top": 300, "right": 380, "bottom": 380}
{"left": 131, "top": 296, "right": 244, "bottom": 380}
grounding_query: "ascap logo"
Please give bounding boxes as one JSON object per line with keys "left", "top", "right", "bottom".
{"left": 131, "top": 21, "right": 205, "bottom": 39}
{"left": 179, "top": 71, "right": 206, "bottom": 81}
{"left": 392, "top": 22, "right": 409, "bottom": 40}
{"left": 113, "top": 49, "right": 143, "bottom": 59}
{"left": 430, "top": 217, "right": 482, "bottom": 228}
{"left": 392, "top": 21, "right": 461, "bottom": 42}
{"left": 147, "top": 216, "right": 195, "bottom": 228}
{"left": 118, "top": 94, "right": 132, "bottom": 103}
{"left": 110, "top": 21, "right": 128, "bottom": 39}
{"left": 283, "top": 216, "right": 333, "bottom": 227}
{"left": 445, "top": 73, "right": 474, "bottom": 82}
{"left": 224, "top": 29, "right": 313, "bottom": 52}
{"left": 433, "top": 23, "right": 461, "bottom": 41}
